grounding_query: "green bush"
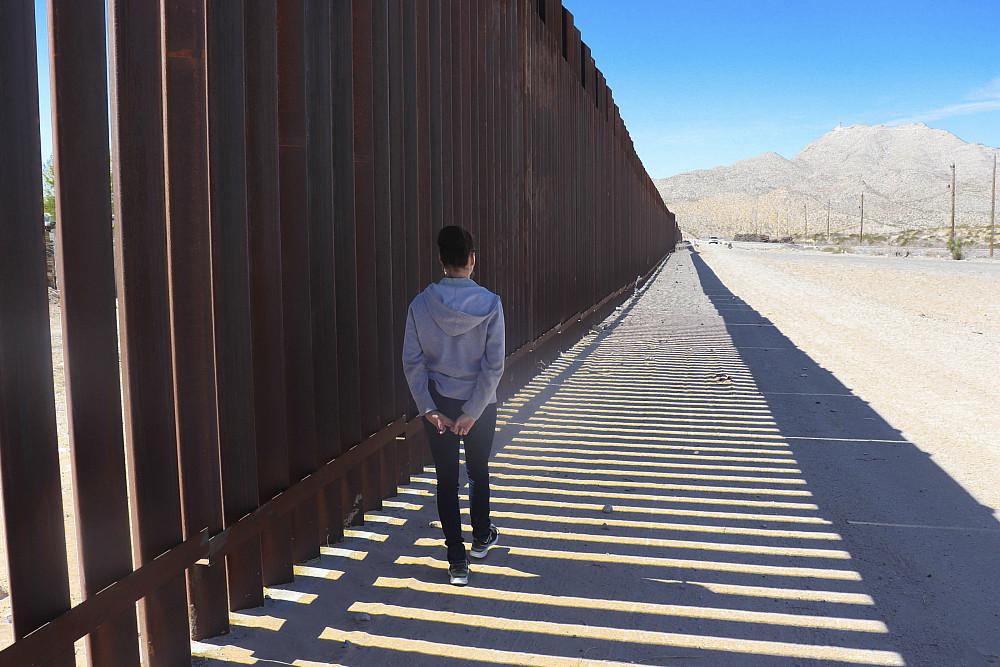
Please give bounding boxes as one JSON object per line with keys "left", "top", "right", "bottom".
{"left": 947, "top": 235, "right": 964, "bottom": 260}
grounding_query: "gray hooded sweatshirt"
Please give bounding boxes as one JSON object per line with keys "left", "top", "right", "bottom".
{"left": 402, "top": 277, "right": 505, "bottom": 420}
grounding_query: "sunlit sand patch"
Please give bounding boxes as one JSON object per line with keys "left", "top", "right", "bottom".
{"left": 394, "top": 555, "right": 538, "bottom": 578}
{"left": 397, "top": 487, "right": 434, "bottom": 497}
{"left": 544, "top": 397, "right": 772, "bottom": 413}
{"left": 430, "top": 522, "right": 851, "bottom": 558}
{"left": 319, "top": 546, "right": 368, "bottom": 560}
{"left": 496, "top": 451, "right": 800, "bottom": 474}
{"left": 342, "top": 529, "right": 388, "bottom": 542}
{"left": 555, "top": 383, "right": 764, "bottom": 399}
{"left": 506, "top": 438, "right": 793, "bottom": 456}
{"left": 515, "top": 433, "right": 790, "bottom": 449}
{"left": 489, "top": 471, "right": 814, "bottom": 497}
{"left": 557, "top": 375, "right": 764, "bottom": 388}
{"left": 522, "top": 421, "right": 783, "bottom": 441}
{"left": 524, "top": 414, "right": 778, "bottom": 430}
{"left": 518, "top": 426, "right": 786, "bottom": 442}
{"left": 568, "top": 373, "right": 759, "bottom": 384}
{"left": 504, "top": 444, "right": 794, "bottom": 464}
{"left": 361, "top": 513, "right": 406, "bottom": 526}
{"left": 567, "top": 367, "right": 757, "bottom": 379}
{"left": 537, "top": 401, "right": 767, "bottom": 414}
{"left": 472, "top": 493, "right": 829, "bottom": 524}
{"left": 533, "top": 396, "right": 775, "bottom": 414}
{"left": 532, "top": 410, "right": 779, "bottom": 426}
{"left": 191, "top": 640, "right": 257, "bottom": 664}
{"left": 646, "top": 579, "right": 875, "bottom": 605}
{"left": 372, "top": 576, "right": 886, "bottom": 632}
{"left": 343, "top": 602, "right": 903, "bottom": 665}
{"left": 381, "top": 499, "right": 423, "bottom": 510}
{"left": 292, "top": 565, "right": 344, "bottom": 580}
{"left": 485, "top": 480, "right": 819, "bottom": 509}
{"left": 263, "top": 587, "right": 318, "bottom": 604}
{"left": 489, "top": 460, "right": 808, "bottom": 485}
{"left": 556, "top": 382, "right": 764, "bottom": 397}
{"left": 454, "top": 507, "right": 840, "bottom": 540}
{"left": 228, "top": 612, "right": 285, "bottom": 631}
{"left": 551, "top": 390, "right": 769, "bottom": 406}
{"left": 318, "top": 627, "right": 656, "bottom": 667}
{"left": 579, "top": 364, "right": 752, "bottom": 373}
{"left": 419, "top": 541, "right": 862, "bottom": 580}
{"left": 578, "top": 352, "right": 752, "bottom": 360}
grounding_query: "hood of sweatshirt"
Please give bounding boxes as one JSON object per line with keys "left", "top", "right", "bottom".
{"left": 421, "top": 277, "right": 500, "bottom": 336}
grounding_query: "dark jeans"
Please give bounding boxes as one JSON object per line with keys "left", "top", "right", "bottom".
{"left": 424, "top": 381, "right": 497, "bottom": 564}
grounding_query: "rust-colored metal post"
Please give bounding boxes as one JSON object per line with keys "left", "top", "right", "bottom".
{"left": 351, "top": 0, "right": 383, "bottom": 514}
{"left": 372, "top": 0, "right": 396, "bottom": 500}
{"left": 161, "top": 0, "right": 230, "bottom": 639}
{"left": 205, "top": 0, "right": 265, "bottom": 612}
{"left": 46, "top": 0, "right": 141, "bottom": 662}
{"left": 0, "top": 3, "right": 73, "bottom": 665}
{"left": 303, "top": 0, "right": 344, "bottom": 545}
{"left": 245, "top": 0, "right": 295, "bottom": 585}
{"left": 108, "top": 0, "right": 192, "bottom": 661}
{"left": 276, "top": 0, "right": 321, "bottom": 563}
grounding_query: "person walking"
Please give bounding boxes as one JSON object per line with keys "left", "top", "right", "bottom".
{"left": 402, "top": 225, "right": 504, "bottom": 586}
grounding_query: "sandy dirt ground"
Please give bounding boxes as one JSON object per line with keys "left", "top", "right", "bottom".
{"left": 186, "top": 249, "right": 999, "bottom": 666}
{"left": 698, "top": 243, "right": 1000, "bottom": 516}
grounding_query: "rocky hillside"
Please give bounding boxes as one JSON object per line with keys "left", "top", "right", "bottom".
{"left": 656, "top": 124, "right": 998, "bottom": 241}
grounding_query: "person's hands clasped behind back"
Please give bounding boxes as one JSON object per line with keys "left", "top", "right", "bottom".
{"left": 424, "top": 410, "right": 476, "bottom": 437}
{"left": 451, "top": 414, "right": 476, "bottom": 437}
{"left": 425, "top": 410, "right": 455, "bottom": 435}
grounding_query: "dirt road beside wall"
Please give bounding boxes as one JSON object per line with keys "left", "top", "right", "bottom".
{"left": 698, "top": 244, "right": 1000, "bottom": 514}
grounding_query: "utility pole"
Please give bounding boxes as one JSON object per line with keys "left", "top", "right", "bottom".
{"left": 753, "top": 194, "right": 759, "bottom": 234}
{"left": 859, "top": 192, "right": 864, "bottom": 245}
{"left": 950, "top": 163, "right": 956, "bottom": 244}
{"left": 991, "top": 153, "right": 996, "bottom": 258}
{"left": 826, "top": 199, "right": 831, "bottom": 240}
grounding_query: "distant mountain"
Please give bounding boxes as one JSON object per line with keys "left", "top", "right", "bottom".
{"left": 656, "top": 124, "right": 998, "bottom": 240}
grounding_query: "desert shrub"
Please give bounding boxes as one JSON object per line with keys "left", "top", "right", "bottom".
{"left": 734, "top": 233, "right": 770, "bottom": 242}
{"left": 947, "top": 236, "right": 964, "bottom": 260}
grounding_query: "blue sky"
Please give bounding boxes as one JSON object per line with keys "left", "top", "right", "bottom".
{"left": 563, "top": 0, "right": 1000, "bottom": 177}
{"left": 34, "top": 0, "right": 52, "bottom": 167}
{"left": 34, "top": 0, "right": 1000, "bottom": 179}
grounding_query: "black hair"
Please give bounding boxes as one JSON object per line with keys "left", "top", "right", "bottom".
{"left": 437, "top": 225, "right": 475, "bottom": 268}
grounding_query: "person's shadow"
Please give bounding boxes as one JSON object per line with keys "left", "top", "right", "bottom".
{"left": 690, "top": 249, "right": 1000, "bottom": 666}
